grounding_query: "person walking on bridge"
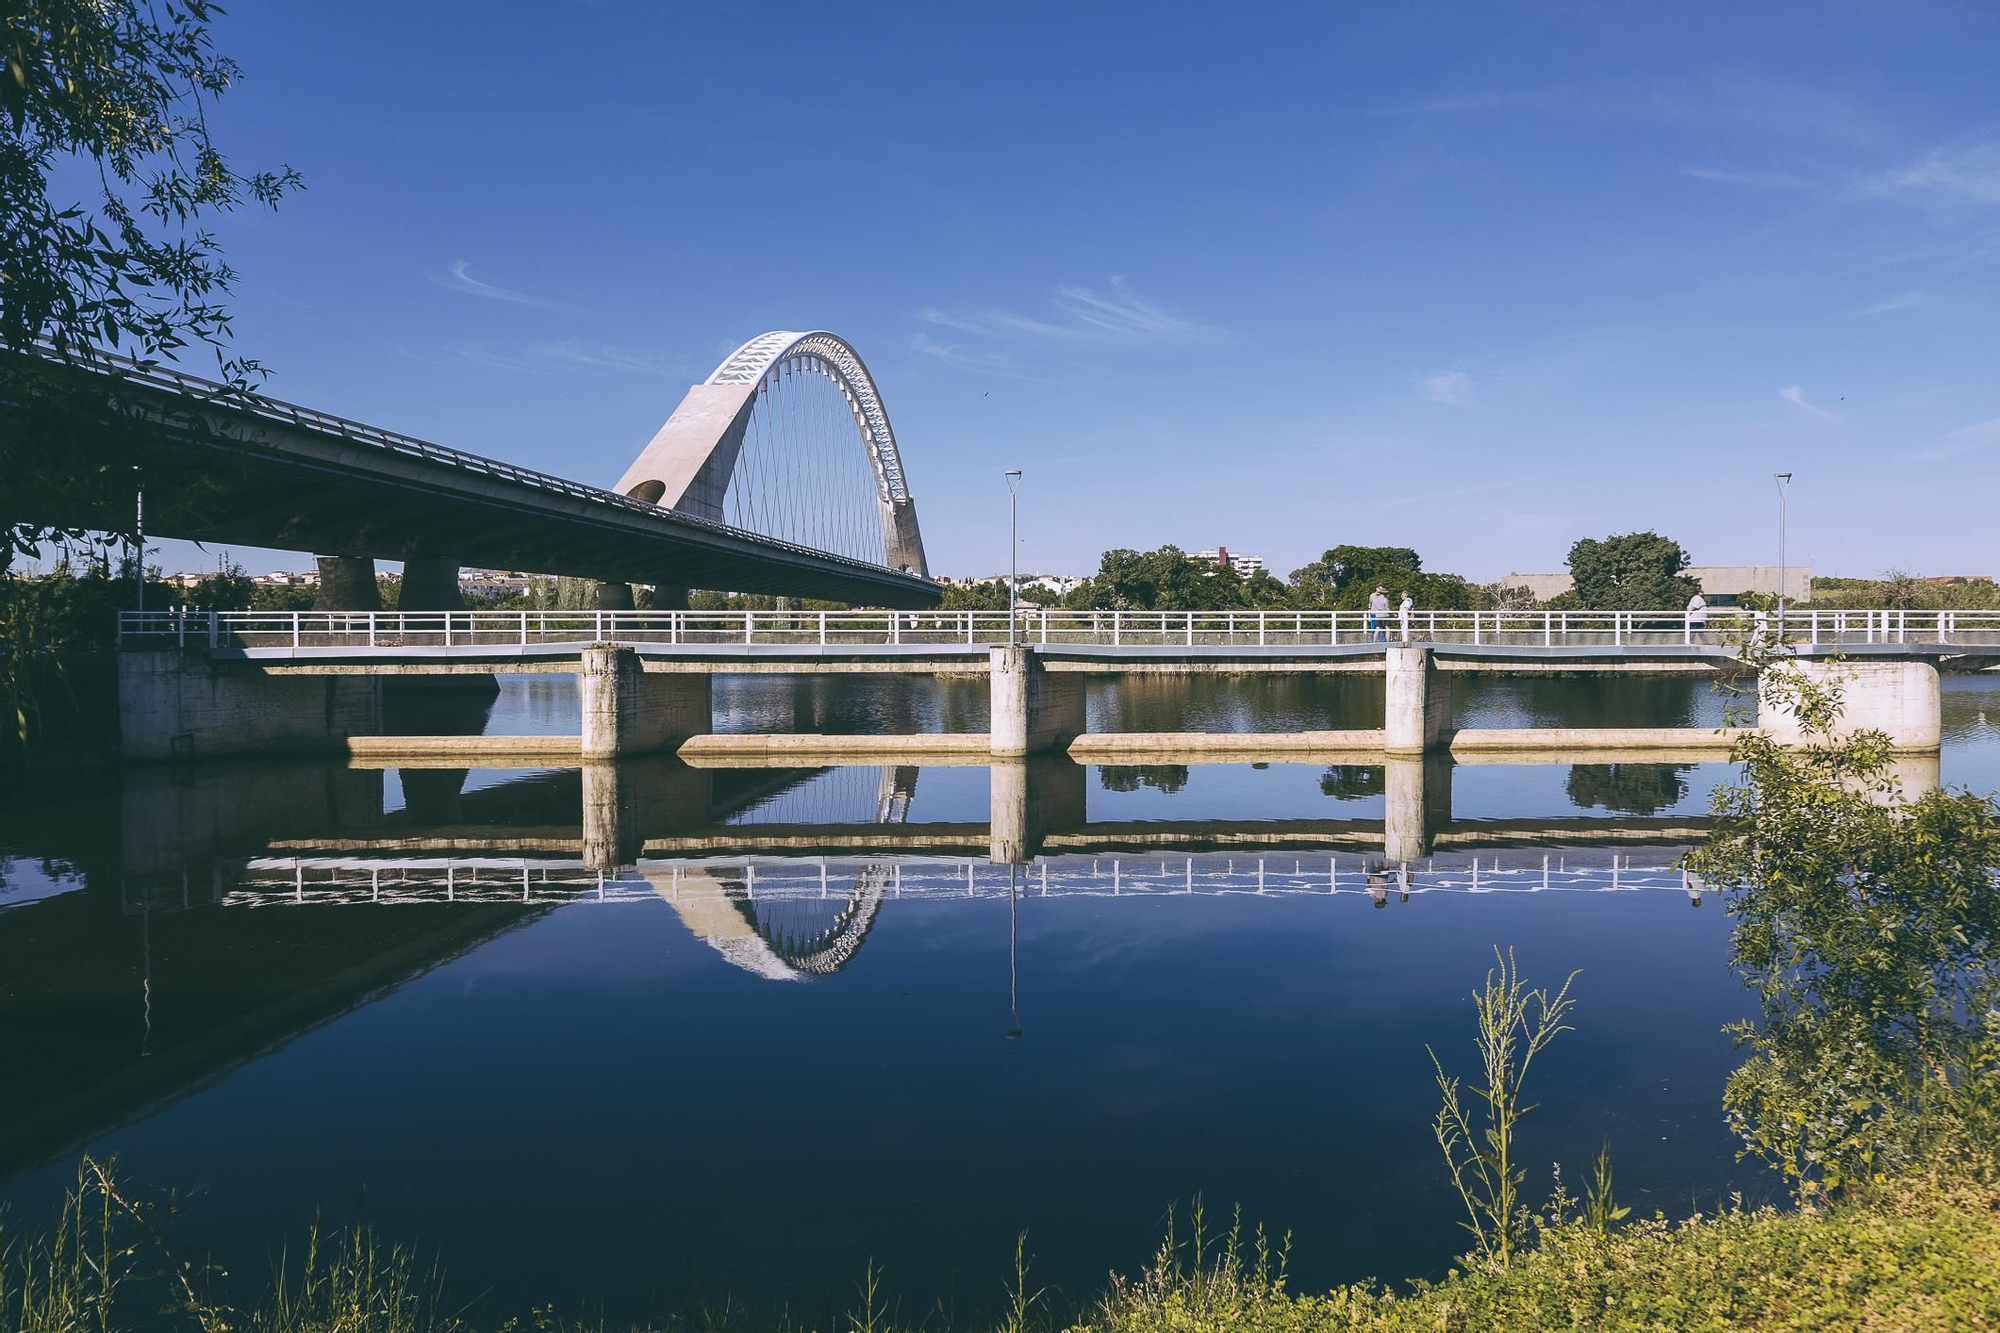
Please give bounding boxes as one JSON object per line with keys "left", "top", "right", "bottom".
{"left": 1399, "top": 590, "right": 1415, "bottom": 643}
{"left": 1367, "top": 585, "right": 1391, "bottom": 642}
{"left": 1686, "top": 590, "right": 1708, "bottom": 642}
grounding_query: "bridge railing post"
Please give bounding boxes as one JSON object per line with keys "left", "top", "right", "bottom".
{"left": 209, "top": 613, "right": 219, "bottom": 650}
{"left": 1113, "top": 611, "right": 1122, "bottom": 646}
{"left": 292, "top": 615, "right": 300, "bottom": 651}
{"left": 745, "top": 612, "right": 754, "bottom": 645}
{"left": 818, "top": 610, "right": 827, "bottom": 646}
{"left": 1187, "top": 613, "right": 1194, "bottom": 647}
{"left": 1259, "top": 612, "right": 1266, "bottom": 647}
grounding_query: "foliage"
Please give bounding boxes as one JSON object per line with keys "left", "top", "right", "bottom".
{"left": 2, "top": 0, "right": 301, "bottom": 560}
{"left": 1810, "top": 573, "right": 2000, "bottom": 612}
{"left": 1563, "top": 762, "right": 1691, "bottom": 817}
{"left": 1287, "top": 546, "right": 1473, "bottom": 612}
{"left": 1427, "top": 949, "right": 1580, "bottom": 1265}
{"left": 1065, "top": 547, "right": 1286, "bottom": 613}
{"left": 1098, "top": 765, "right": 1190, "bottom": 794}
{"left": 1563, "top": 532, "right": 1700, "bottom": 611}
{"left": 1078, "top": 1168, "right": 2000, "bottom": 1331}
{"left": 1684, "top": 644, "right": 2000, "bottom": 1201}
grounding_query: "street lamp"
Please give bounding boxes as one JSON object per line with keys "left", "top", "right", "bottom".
{"left": 1774, "top": 472, "right": 1793, "bottom": 628}
{"left": 1004, "top": 470, "right": 1023, "bottom": 645}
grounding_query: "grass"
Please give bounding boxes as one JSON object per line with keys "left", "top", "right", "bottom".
{"left": 6, "top": 1165, "right": 1998, "bottom": 1331}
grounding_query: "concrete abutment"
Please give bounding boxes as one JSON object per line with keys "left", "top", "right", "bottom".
{"left": 118, "top": 653, "right": 383, "bottom": 760}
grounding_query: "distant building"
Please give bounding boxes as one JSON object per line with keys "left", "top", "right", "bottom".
{"left": 1192, "top": 547, "right": 1266, "bottom": 578}
{"left": 1499, "top": 565, "right": 1813, "bottom": 605}
{"left": 459, "top": 568, "right": 533, "bottom": 599}
{"left": 963, "top": 572, "right": 1084, "bottom": 596}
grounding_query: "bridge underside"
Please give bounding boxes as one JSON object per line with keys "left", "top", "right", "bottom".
{"left": 4, "top": 355, "right": 940, "bottom": 607}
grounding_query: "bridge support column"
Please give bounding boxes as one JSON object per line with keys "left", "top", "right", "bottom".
{"left": 990, "top": 755, "right": 1088, "bottom": 863}
{"left": 398, "top": 556, "right": 464, "bottom": 611}
{"left": 313, "top": 556, "right": 380, "bottom": 612}
{"left": 579, "top": 647, "right": 710, "bottom": 758}
{"left": 1385, "top": 646, "right": 1452, "bottom": 755}
{"left": 644, "top": 584, "right": 690, "bottom": 612}
{"left": 595, "top": 581, "right": 636, "bottom": 611}
{"left": 1384, "top": 753, "right": 1454, "bottom": 862}
{"left": 1758, "top": 658, "right": 1940, "bottom": 751}
{"left": 118, "top": 653, "right": 382, "bottom": 760}
{"left": 989, "top": 646, "right": 1084, "bottom": 757}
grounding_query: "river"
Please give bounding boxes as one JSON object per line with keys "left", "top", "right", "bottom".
{"left": 3, "top": 672, "right": 1996, "bottom": 1324}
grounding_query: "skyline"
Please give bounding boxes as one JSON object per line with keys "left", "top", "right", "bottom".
{"left": 109, "top": 1, "right": 2000, "bottom": 585}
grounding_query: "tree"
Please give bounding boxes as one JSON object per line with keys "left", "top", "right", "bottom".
{"left": 1564, "top": 532, "right": 1700, "bottom": 611}
{"left": 1065, "top": 546, "right": 1260, "bottom": 612}
{"left": 1685, "top": 642, "right": 2000, "bottom": 1199}
{"left": 2, "top": 0, "right": 301, "bottom": 565}
{"left": 1288, "top": 545, "right": 1475, "bottom": 611}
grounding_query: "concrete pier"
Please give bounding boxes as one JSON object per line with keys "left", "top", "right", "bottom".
{"left": 578, "top": 645, "right": 712, "bottom": 758}
{"left": 989, "top": 756, "right": 1089, "bottom": 862}
{"left": 1758, "top": 659, "right": 1942, "bottom": 751}
{"left": 312, "top": 556, "right": 379, "bottom": 612}
{"left": 1385, "top": 646, "right": 1452, "bottom": 755}
{"left": 398, "top": 555, "right": 464, "bottom": 611}
{"left": 989, "top": 646, "right": 1085, "bottom": 757}
{"left": 119, "top": 653, "right": 382, "bottom": 760}
{"left": 1384, "top": 753, "right": 1454, "bottom": 862}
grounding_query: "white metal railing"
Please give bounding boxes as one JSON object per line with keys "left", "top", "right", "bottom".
{"left": 120, "top": 850, "right": 1710, "bottom": 913}
{"left": 115, "top": 607, "right": 2000, "bottom": 652}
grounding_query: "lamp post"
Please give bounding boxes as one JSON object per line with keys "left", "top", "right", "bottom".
{"left": 1774, "top": 471, "right": 1793, "bottom": 629}
{"left": 1004, "top": 470, "right": 1023, "bottom": 645}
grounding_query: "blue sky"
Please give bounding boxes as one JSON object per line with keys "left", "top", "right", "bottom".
{"left": 133, "top": 1, "right": 2000, "bottom": 583}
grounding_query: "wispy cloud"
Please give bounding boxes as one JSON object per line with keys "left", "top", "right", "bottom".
{"left": 919, "top": 276, "right": 1219, "bottom": 346}
{"left": 533, "top": 339, "right": 688, "bottom": 376}
{"left": 1779, "top": 385, "right": 1840, "bottom": 421}
{"left": 438, "top": 260, "right": 565, "bottom": 308}
{"left": 401, "top": 339, "right": 684, "bottom": 377}
{"left": 1865, "top": 141, "right": 2000, "bottom": 208}
{"left": 1857, "top": 289, "right": 1932, "bottom": 316}
{"left": 1912, "top": 416, "right": 2000, "bottom": 463}
{"left": 1680, "top": 165, "right": 1817, "bottom": 190}
{"left": 1418, "top": 370, "right": 1472, "bottom": 406}
{"left": 907, "top": 332, "right": 1038, "bottom": 378}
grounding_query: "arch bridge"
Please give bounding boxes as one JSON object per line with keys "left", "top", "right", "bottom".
{"left": 2, "top": 330, "right": 937, "bottom": 608}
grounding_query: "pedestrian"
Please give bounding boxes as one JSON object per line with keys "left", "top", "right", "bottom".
{"left": 1399, "top": 589, "right": 1414, "bottom": 643}
{"left": 1368, "top": 585, "right": 1391, "bottom": 642}
{"left": 1686, "top": 590, "right": 1708, "bottom": 641}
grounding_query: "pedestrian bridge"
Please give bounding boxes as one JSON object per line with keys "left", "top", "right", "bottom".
{"left": 116, "top": 608, "right": 1990, "bottom": 764}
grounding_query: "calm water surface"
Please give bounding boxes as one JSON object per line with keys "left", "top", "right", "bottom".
{"left": 3, "top": 673, "right": 1997, "bottom": 1323}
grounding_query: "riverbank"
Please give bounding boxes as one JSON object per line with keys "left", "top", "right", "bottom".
{"left": 1081, "top": 1168, "right": 2000, "bottom": 1331}
{"left": 5, "top": 1166, "right": 1995, "bottom": 1330}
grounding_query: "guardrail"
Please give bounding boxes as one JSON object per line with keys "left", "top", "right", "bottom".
{"left": 119, "top": 850, "right": 1709, "bottom": 913}
{"left": 116, "top": 607, "right": 2000, "bottom": 652}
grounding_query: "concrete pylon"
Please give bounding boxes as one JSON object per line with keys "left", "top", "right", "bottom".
{"left": 313, "top": 556, "right": 380, "bottom": 611}
{"left": 645, "top": 584, "right": 691, "bottom": 612}
{"left": 595, "top": 582, "right": 636, "bottom": 611}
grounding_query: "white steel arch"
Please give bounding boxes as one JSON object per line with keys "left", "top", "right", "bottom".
{"left": 613, "top": 331, "right": 927, "bottom": 578}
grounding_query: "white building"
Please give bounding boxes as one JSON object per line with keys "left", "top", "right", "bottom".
{"left": 1192, "top": 548, "right": 1265, "bottom": 578}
